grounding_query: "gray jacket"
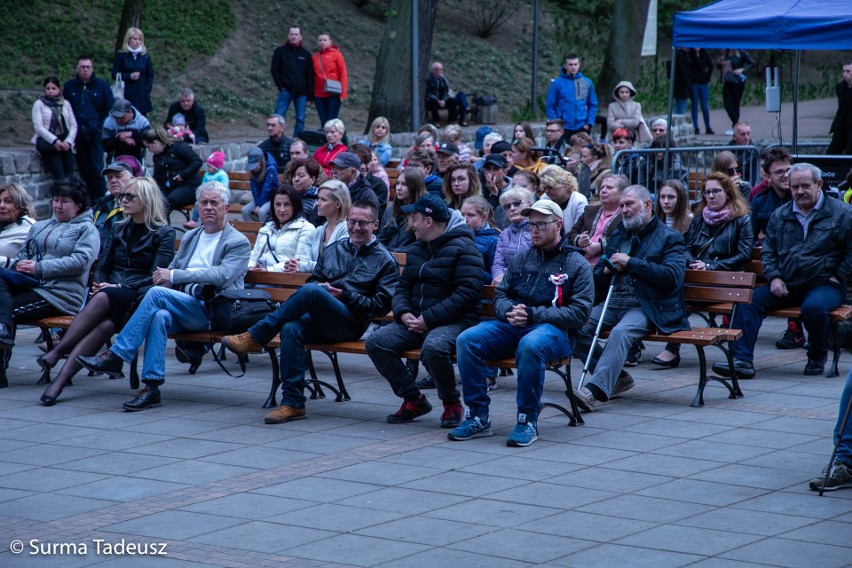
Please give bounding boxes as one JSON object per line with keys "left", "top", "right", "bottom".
{"left": 19, "top": 210, "right": 100, "bottom": 314}
{"left": 169, "top": 223, "right": 251, "bottom": 293}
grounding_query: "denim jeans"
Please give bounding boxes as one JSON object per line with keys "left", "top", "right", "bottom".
{"left": 731, "top": 282, "right": 844, "bottom": 363}
{"left": 248, "top": 284, "right": 365, "bottom": 409}
{"left": 456, "top": 320, "right": 573, "bottom": 420}
{"left": 315, "top": 96, "right": 341, "bottom": 128}
{"left": 274, "top": 89, "right": 307, "bottom": 137}
{"left": 573, "top": 305, "right": 652, "bottom": 400}
{"left": 109, "top": 287, "right": 210, "bottom": 383}
{"left": 366, "top": 321, "right": 464, "bottom": 404}
{"left": 241, "top": 201, "right": 271, "bottom": 223}
{"left": 673, "top": 98, "right": 688, "bottom": 115}
{"left": 834, "top": 368, "right": 852, "bottom": 465}
{"left": 691, "top": 83, "right": 711, "bottom": 130}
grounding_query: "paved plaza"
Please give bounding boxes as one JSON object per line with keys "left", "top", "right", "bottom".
{"left": 0, "top": 314, "right": 849, "bottom": 567}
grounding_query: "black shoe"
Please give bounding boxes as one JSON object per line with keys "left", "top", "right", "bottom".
{"left": 77, "top": 351, "right": 124, "bottom": 378}
{"left": 40, "top": 388, "right": 62, "bottom": 406}
{"left": 694, "top": 127, "right": 700, "bottom": 135}
{"left": 123, "top": 386, "right": 161, "bottom": 411}
{"left": 386, "top": 394, "right": 432, "bottom": 423}
{"left": 705, "top": 128, "right": 715, "bottom": 135}
{"left": 175, "top": 344, "right": 204, "bottom": 375}
{"left": 650, "top": 354, "right": 681, "bottom": 368}
{"left": 0, "top": 324, "right": 14, "bottom": 350}
{"left": 776, "top": 326, "right": 806, "bottom": 350}
{"left": 625, "top": 345, "right": 642, "bottom": 367}
{"left": 415, "top": 375, "right": 436, "bottom": 389}
{"left": 712, "top": 358, "right": 755, "bottom": 379}
{"left": 804, "top": 357, "right": 826, "bottom": 376}
{"left": 499, "top": 368, "right": 514, "bottom": 377}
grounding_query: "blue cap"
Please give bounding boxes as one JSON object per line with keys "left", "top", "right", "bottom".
{"left": 400, "top": 193, "right": 451, "bottom": 223}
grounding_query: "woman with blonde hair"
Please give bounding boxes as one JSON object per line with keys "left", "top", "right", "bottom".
{"left": 359, "top": 116, "right": 392, "bottom": 166}
{"left": 301, "top": 179, "right": 351, "bottom": 272}
{"left": 443, "top": 164, "right": 480, "bottom": 210}
{"left": 112, "top": 27, "right": 154, "bottom": 116}
{"left": 511, "top": 137, "right": 546, "bottom": 175}
{"left": 313, "top": 118, "right": 347, "bottom": 176}
{"left": 539, "top": 164, "right": 587, "bottom": 230}
{"left": 38, "top": 176, "right": 175, "bottom": 404}
{"left": 0, "top": 184, "right": 35, "bottom": 269}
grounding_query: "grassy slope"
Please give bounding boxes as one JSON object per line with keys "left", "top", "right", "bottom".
{"left": 0, "top": 0, "right": 844, "bottom": 146}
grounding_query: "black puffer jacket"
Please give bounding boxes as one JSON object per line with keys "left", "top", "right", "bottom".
{"left": 377, "top": 208, "right": 416, "bottom": 252}
{"left": 310, "top": 238, "right": 399, "bottom": 321}
{"left": 685, "top": 214, "right": 754, "bottom": 271}
{"left": 762, "top": 193, "right": 852, "bottom": 289}
{"left": 496, "top": 238, "right": 593, "bottom": 331}
{"left": 393, "top": 211, "right": 484, "bottom": 329}
{"left": 94, "top": 222, "right": 176, "bottom": 291}
{"left": 152, "top": 141, "right": 203, "bottom": 191}
{"left": 596, "top": 216, "right": 688, "bottom": 334}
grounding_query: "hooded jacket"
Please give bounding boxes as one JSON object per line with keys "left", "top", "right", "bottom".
{"left": 496, "top": 238, "right": 593, "bottom": 332}
{"left": 393, "top": 210, "right": 484, "bottom": 329}
{"left": 493, "top": 220, "right": 532, "bottom": 280}
{"left": 596, "top": 215, "right": 689, "bottom": 334}
{"left": 545, "top": 68, "right": 598, "bottom": 132}
{"left": 18, "top": 209, "right": 100, "bottom": 314}
{"left": 606, "top": 80, "right": 652, "bottom": 143}
{"left": 762, "top": 193, "right": 852, "bottom": 290}
{"left": 312, "top": 45, "right": 348, "bottom": 99}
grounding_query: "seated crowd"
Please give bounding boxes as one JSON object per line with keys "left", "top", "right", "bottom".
{"left": 14, "top": 45, "right": 852, "bottom": 490}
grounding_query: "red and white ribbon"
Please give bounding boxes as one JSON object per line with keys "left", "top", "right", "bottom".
{"left": 549, "top": 273, "right": 568, "bottom": 307}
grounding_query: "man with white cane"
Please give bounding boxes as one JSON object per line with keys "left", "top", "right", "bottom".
{"left": 449, "top": 200, "right": 593, "bottom": 447}
{"left": 572, "top": 185, "right": 688, "bottom": 411}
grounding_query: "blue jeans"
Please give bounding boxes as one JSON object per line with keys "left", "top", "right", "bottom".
{"left": 674, "top": 98, "right": 688, "bottom": 115}
{"left": 242, "top": 201, "right": 271, "bottom": 222}
{"left": 457, "top": 320, "right": 573, "bottom": 420}
{"left": 731, "top": 282, "right": 845, "bottom": 363}
{"left": 109, "top": 287, "right": 210, "bottom": 383}
{"left": 691, "top": 83, "right": 711, "bottom": 130}
{"left": 835, "top": 368, "right": 852, "bottom": 465}
{"left": 274, "top": 89, "right": 307, "bottom": 138}
{"left": 248, "top": 284, "right": 365, "bottom": 409}
{"left": 315, "top": 96, "right": 341, "bottom": 128}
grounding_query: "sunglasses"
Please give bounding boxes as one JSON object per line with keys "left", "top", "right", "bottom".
{"left": 727, "top": 167, "right": 742, "bottom": 176}
{"left": 502, "top": 200, "right": 527, "bottom": 211}
{"left": 118, "top": 193, "right": 137, "bottom": 202}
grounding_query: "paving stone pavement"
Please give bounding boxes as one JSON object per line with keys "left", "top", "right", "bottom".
{"left": 0, "top": 315, "right": 850, "bottom": 567}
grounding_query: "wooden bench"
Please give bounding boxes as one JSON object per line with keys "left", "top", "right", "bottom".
{"left": 303, "top": 284, "right": 584, "bottom": 425}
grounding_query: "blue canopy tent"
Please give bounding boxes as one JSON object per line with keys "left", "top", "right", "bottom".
{"left": 667, "top": 0, "right": 852, "bottom": 153}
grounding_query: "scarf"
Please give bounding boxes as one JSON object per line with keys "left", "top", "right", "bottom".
{"left": 702, "top": 206, "right": 732, "bottom": 227}
{"left": 39, "top": 95, "right": 67, "bottom": 138}
{"left": 128, "top": 45, "right": 145, "bottom": 55}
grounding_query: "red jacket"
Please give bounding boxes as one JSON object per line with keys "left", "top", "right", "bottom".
{"left": 312, "top": 45, "right": 348, "bottom": 99}
{"left": 314, "top": 143, "right": 348, "bottom": 176}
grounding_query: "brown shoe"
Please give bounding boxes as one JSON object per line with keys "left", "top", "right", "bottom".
{"left": 264, "top": 405, "right": 306, "bottom": 424}
{"left": 222, "top": 332, "right": 263, "bottom": 354}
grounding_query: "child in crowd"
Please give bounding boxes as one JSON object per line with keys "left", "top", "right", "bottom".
{"left": 184, "top": 151, "right": 229, "bottom": 229}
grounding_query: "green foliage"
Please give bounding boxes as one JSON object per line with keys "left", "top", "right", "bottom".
{"left": 0, "top": 0, "right": 233, "bottom": 88}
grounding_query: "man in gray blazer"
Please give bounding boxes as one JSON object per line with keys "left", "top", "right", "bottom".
{"left": 79, "top": 181, "right": 250, "bottom": 411}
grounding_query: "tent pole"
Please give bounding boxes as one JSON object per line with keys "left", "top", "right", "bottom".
{"left": 663, "top": 47, "right": 676, "bottom": 183}
{"left": 793, "top": 50, "right": 800, "bottom": 153}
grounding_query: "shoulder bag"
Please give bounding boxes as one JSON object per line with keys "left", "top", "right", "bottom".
{"left": 317, "top": 55, "right": 343, "bottom": 96}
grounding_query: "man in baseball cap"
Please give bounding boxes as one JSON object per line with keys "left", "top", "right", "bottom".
{"left": 330, "top": 152, "right": 380, "bottom": 211}
{"left": 102, "top": 98, "right": 150, "bottom": 163}
{"left": 435, "top": 141, "right": 459, "bottom": 176}
{"left": 366, "top": 192, "right": 484, "bottom": 430}
{"left": 449, "top": 198, "right": 593, "bottom": 447}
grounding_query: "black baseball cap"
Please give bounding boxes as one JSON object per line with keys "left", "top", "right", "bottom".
{"left": 400, "top": 193, "right": 451, "bottom": 222}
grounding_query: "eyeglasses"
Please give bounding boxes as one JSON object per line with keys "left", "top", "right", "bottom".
{"left": 529, "top": 220, "right": 558, "bottom": 232}
{"left": 346, "top": 219, "right": 375, "bottom": 228}
{"left": 702, "top": 188, "right": 723, "bottom": 197}
{"left": 771, "top": 168, "right": 791, "bottom": 177}
{"left": 118, "top": 193, "right": 137, "bottom": 202}
{"left": 502, "top": 200, "right": 527, "bottom": 211}
{"left": 727, "top": 167, "right": 742, "bottom": 176}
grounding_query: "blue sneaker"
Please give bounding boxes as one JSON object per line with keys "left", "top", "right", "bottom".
{"left": 506, "top": 420, "right": 538, "bottom": 447}
{"left": 447, "top": 414, "right": 493, "bottom": 441}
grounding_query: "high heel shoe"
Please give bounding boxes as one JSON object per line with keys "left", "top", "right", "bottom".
{"left": 40, "top": 384, "right": 64, "bottom": 406}
{"left": 650, "top": 354, "right": 681, "bottom": 368}
{"left": 37, "top": 355, "right": 53, "bottom": 383}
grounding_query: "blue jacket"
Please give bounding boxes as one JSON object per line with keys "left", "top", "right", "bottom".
{"left": 251, "top": 153, "right": 279, "bottom": 209}
{"left": 545, "top": 69, "right": 598, "bottom": 131}
{"left": 473, "top": 224, "right": 500, "bottom": 284}
{"left": 63, "top": 74, "right": 114, "bottom": 143}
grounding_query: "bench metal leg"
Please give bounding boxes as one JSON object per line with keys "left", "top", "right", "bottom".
{"left": 542, "top": 362, "right": 583, "bottom": 426}
{"left": 305, "top": 350, "right": 350, "bottom": 402}
{"left": 263, "top": 347, "right": 279, "bottom": 409}
{"left": 828, "top": 320, "right": 841, "bottom": 379}
{"left": 305, "top": 350, "right": 328, "bottom": 400}
{"left": 129, "top": 354, "right": 140, "bottom": 390}
{"left": 692, "top": 343, "right": 744, "bottom": 408}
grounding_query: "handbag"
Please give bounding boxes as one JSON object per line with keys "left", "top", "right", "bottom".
{"left": 723, "top": 71, "right": 743, "bottom": 85}
{"left": 112, "top": 73, "right": 125, "bottom": 99}
{"left": 211, "top": 289, "right": 278, "bottom": 335}
{"left": 317, "top": 54, "right": 343, "bottom": 96}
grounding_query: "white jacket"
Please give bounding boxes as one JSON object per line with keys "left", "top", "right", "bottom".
{"left": 248, "top": 217, "right": 315, "bottom": 272}
{"left": 31, "top": 99, "right": 78, "bottom": 147}
{"left": 303, "top": 219, "right": 349, "bottom": 273}
{"left": 0, "top": 216, "right": 35, "bottom": 267}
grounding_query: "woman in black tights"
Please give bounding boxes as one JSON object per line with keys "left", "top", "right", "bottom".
{"left": 39, "top": 176, "right": 175, "bottom": 405}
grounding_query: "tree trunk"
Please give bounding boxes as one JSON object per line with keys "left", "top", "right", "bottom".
{"left": 597, "top": 0, "right": 651, "bottom": 108}
{"left": 366, "top": 0, "right": 438, "bottom": 134}
{"left": 114, "top": 0, "right": 144, "bottom": 54}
